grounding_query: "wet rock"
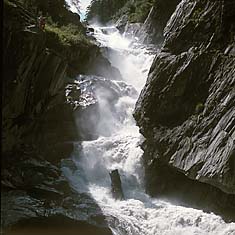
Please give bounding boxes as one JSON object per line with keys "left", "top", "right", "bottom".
{"left": 44, "top": 142, "right": 74, "bottom": 165}
{"left": 110, "top": 169, "right": 124, "bottom": 200}
{"left": 116, "top": 15, "right": 129, "bottom": 34}
{"left": 2, "top": 1, "right": 117, "bottom": 233}
{"left": 69, "top": 75, "right": 137, "bottom": 140}
{"left": 123, "top": 22, "right": 143, "bottom": 40}
{"left": 136, "top": 0, "right": 181, "bottom": 44}
{"left": 134, "top": 0, "right": 235, "bottom": 220}
{"left": 1, "top": 147, "right": 113, "bottom": 234}
{"left": 1, "top": 190, "right": 113, "bottom": 235}
{"left": 88, "top": 27, "right": 95, "bottom": 33}
{"left": 6, "top": 215, "right": 113, "bottom": 235}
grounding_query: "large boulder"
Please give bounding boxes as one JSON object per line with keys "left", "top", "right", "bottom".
{"left": 1, "top": 146, "right": 113, "bottom": 235}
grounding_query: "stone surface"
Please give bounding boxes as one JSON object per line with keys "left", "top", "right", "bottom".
{"left": 1, "top": 150, "right": 112, "bottom": 234}
{"left": 116, "top": 14, "right": 129, "bottom": 34}
{"left": 2, "top": 1, "right": 121, "bottom": 233}
{"left": 3, "top": 0, "right": 122, "bottom": 160}
{"left": 110, "top": 169, "right": 124, "bottom": 200}
{"left": 134, "top": 0, "right": 235, "bottom": 220}
{"left": 136, "top": 0, "right": 181, "bottom": 44}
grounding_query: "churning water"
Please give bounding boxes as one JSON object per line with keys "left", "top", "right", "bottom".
{"left": 63, "top": 25, "right": 235, "bottom": 235}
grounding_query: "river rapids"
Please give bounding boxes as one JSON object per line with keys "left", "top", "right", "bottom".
{"left": 63, "top": 25, "right": 235, "bottom": 235}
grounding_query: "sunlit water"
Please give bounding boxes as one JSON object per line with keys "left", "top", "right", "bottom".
{"left": 63, "top": 25, "right": 235, "bottom": 235}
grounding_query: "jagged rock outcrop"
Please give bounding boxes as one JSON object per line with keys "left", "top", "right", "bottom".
{"left": 2, "top": 1, "right": 118, "bottom": 233}
{"left": 116, "top": 15, "right": 129, "bottom": 34}
{"left": 3, "top": 0, "right": 121, "bottom": 155}
{"left": 69, "top": 74, "right": 138, "bottom": 139}
{"left": 1, "top": 146, "right": 112, "bottom": 234}
{"left": 134, "top": 0, "right": 235, "bottom": 220}
{"left": 115, "top": 0, "right": 180, "bottom": 45}
{"left": 136, "top": 0, "right": 181, "bottom": 44}
{"left": 123, "top": 22, "right": 143, "bottom": 41}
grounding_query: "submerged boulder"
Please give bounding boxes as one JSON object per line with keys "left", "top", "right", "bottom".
{"left": 109, "top": 169, "right": 124, "bottom": 200}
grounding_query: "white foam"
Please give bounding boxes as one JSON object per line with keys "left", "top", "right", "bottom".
{"left": 63, "top": 25, "right": 235, "bottom": 235}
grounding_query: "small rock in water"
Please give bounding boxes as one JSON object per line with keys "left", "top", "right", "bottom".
{"left": 109, "top": 169, "right": 124, "bottom": 200}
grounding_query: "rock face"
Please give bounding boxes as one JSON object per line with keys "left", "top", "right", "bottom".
{"left": 123, "top": 22, "right": 143, "bottom": 40}
{"left": 134, "top": 0, "right": 235, "bottom": 220}
{"left": 136, "top": 0, "right": 181, "bottom": 44}
{"left": 3, "top": 4, "right": 73, "bottom": 161}
{"left": 1, "top": 148, "right": 112, "bottom": 235}
{"left": 2, "top": 1, "right": 117, "bottom": 233}
{"left": 3, "top": 0, "right": 121, "bottom": 155}
{"left": 110, "top": 170, "right": 124, "bottom": 200}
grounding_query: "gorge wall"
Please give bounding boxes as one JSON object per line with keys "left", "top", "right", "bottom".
{"left": 2, "top": 0, "right": 117, "bottom": 233}
{"left": 134, "top": 0, "right": 235, "bottom": 221}
{"left": 136, "top": 0, "right": 181, "bottom": 44}
{"left": 2, "top": 0, "right": 235, "bottom": 233}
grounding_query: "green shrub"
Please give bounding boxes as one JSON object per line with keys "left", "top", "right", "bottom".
{"left": 129, "top": 0, "right": 154, "bottom": 23}
{"left": 45, "top": 23, "right": 91, "bottom": 47}
{"left": 86, "top": 0, "right": 155, "bottom": 24}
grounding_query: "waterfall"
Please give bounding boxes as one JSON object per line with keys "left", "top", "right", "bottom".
{"left": 62, "top": 25, "right": 235, "bottom": 235}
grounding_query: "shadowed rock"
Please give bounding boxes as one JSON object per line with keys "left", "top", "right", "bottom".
{"left": 134, "top": 0, "right": 235, "bottom": 221}
{"left": 109, "top": 169, "right": 124, "bottom": 200}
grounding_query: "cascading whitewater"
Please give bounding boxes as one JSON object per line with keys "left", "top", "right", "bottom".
{"left": 62, "top": 26, "right": 235, "bottom": 235}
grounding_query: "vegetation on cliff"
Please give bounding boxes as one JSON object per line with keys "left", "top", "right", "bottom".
{"left": 86, "top": 0, "right": 128, "bottom": 23}
{"left": 114, "top": 0, "right": 155, "bottom": 23}
{"left": 45, "top": 21, "right": 90, "bottom": 47}
{"left": 5, "top": 0, "right": 90, "bottom": 49}
{"left": 17, "top": 0, "right": 78, "bottom": 24}
{"left": 86, "top": 0, "right": 155, "bottom": 24}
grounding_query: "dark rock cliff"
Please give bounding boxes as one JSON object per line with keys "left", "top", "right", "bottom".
{"left": 134, "top": 0, "right": 235, "bottom": 220}
{"left": 116, "top": 0, "right": 181, "bottom": 47}
{"left": 136, "top": 0, "right": 181, "bottom": 44}
{"left": 3, "top": 0, "right": 120, "bottom": 155}
{"left": 2, "top": 0, "right": 115, "bottom": 233}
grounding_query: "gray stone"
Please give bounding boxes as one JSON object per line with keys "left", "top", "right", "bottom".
{"left": 134, "top": 0, "right": 235, "bottom": 220}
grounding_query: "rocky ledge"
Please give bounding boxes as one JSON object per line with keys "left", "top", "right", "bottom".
{"left": 1, "top": 146, "right": 112, "bottom": 235}
{"left": 134, "top": 0, "right": 235, "bottom": 221}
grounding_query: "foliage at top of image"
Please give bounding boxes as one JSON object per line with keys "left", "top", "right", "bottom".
{"left": 86, "top": 0, "right": 128, "bottom": 23}
{"left": 5, "top": 0, "right": 82, "bottom": 26}
{"left": 86, "top": 0, "right": 156, "bottom": 24}
{"left": 5, "top": 0, "right": 90, "bottom": 48}
{"left": 114, "top": 0, "right": 156, "bottom": 23}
